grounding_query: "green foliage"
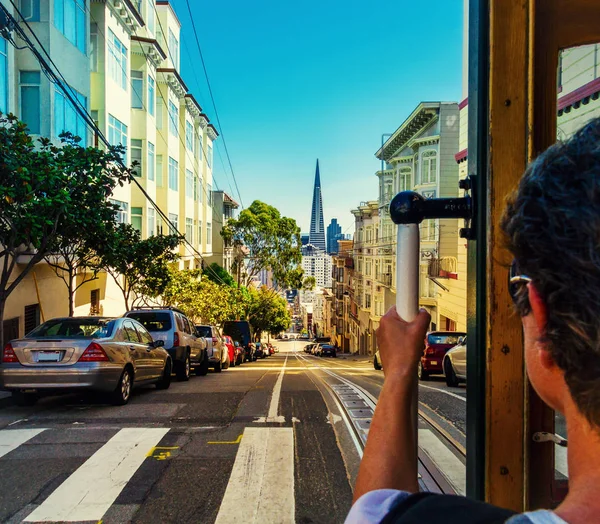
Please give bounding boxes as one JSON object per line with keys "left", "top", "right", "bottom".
{"left": 162, "top": 268, "right": 249, "bottom": 325}
{"left": 222, "top": 200, "right": 303, "bottom": 289}
{"left": 0, "top": 115, "right": 133, "bottom": 344}
{"left": 100, "top": 223, "right": 181, "bottom": 311}
{"left": 203, "top": 262, "right": 236, "bottom": 287}
{"left": 302, "top": 276, "right": 317, "bottom": 291}
{"left": 247, "top": 286, "right": 292, "bottom": 338}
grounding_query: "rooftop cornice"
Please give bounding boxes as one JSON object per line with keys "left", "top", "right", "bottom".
{"left": 184, "top": 94, "right": 202, "bottom": 118}
{"left": 157, "top": 68, "right": 188, "bottom": 98}
{"left": 390, "top": 155, "right": 413, "bottom": 164}
{"left": 207, "top": 123, "right": 219, "bottom": 140}
{"left": 156, "top": 0, "right": 182, "bottom": 28}
{"left": 375, "top": 102, "right": 442, "bottom": 161}
{"left": 407, "top": 134, "right": 440, "bottom": 150}
{"left": 94, "top": 0, "right": 145, "bottom": 32}
{"left": 131, "top": 36, "right": 166, "bottom": 67}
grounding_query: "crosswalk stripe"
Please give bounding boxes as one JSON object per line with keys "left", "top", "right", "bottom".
{"left": 24, "top": 427, "right": 169, "bottom": 523}
{"left": 418, "top": 429, "right": 466, "bottom": 495}
{"left": 0, "top": 429, "right": 46, "bottom": 459}
{"left": 215, "top": 427, "right": 295, "bottom": 524}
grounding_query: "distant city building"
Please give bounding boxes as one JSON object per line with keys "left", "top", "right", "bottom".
{"left": 301, "top": 234, "right": 310, "bottom": 246}
{"left": 309, "top": 160, "right": 326, "bottom": 251}
{"left": 301, "top": 243, "right": 332, "bottom": 288}
{"left": 326, "top": 219, "right": 342, "bottom": 254}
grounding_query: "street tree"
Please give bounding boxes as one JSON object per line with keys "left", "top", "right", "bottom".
{"left": 203, "top": 262, "right": 236, "bottom": 287}
{"left": 222, "top": 200, "right": 302, "bottom": 288}
{"left": 0, "top": 117, "right": 132, "bottom": 345}
{"left": 100, "top": 223, "right": 181, "bottom": 311}
{"left": 247, "top": 286, "right": 292, "bottom": 339}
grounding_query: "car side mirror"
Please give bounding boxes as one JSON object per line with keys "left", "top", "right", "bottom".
{"left": 152, "top": 340, "right": 165, "bottom": 348}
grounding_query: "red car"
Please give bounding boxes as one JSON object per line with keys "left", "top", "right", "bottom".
{"left": 418, "top": 331, "right": 466, "bottom": 380}
{"left": 222, "top": 336, "right": 236, "bottom": 368}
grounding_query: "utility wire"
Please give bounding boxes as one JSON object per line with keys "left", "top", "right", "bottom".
{"left": 2, "top": 2, "right": 231, "bottom": 287}
{"left": 182, "top": 0, "right": 244, "bottom": 209}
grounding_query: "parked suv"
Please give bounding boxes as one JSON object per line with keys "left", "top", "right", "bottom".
{"left": 222, "top": 321, "right": 254, "bottom": 363}
{"left": 419, "top": 331, "right": 466, "bottom": 380}
{"left": 124, "top": 308, "right": 208, "bottom": 381}
{"left": 195, "top": 325, "right": 227, "bottom": 372}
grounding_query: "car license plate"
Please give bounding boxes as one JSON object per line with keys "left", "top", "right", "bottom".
{"left": 36, "top": 351, "right": 62, "bottom": 362}
{"left": 430, "top": 360, "right": 437, "bottom": 366}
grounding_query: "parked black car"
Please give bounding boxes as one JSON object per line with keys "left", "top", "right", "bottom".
{"left": 222, "top": 321, "right": 255, "bottom": 362}
{"left": 320, "top": 344, "right": 337, "bottom": 358}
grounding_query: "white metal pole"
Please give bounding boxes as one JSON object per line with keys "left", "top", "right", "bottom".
{"left": 395, "top": 223, "right": 420, "bottom": 481}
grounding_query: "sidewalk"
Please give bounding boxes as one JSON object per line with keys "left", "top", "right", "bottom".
{"left": 335, "top": 353, "right": 372, "bottom": 364}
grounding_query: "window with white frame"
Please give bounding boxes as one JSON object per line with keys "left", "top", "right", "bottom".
{"left": 147, "top": 207, "right": 155, "bottom": 236}
{"left": 147, "top": 75, "right": 155, "bottom": 116}
{"left": 21, "top": 0, "right": 40, "bottom": 21}
{"left": 108, "top": 114, "right": 127, "bottom": 163}
{"left": 185, "top": 217, "right": 193, "bottom": 243}
{"left": 20, "top": 71, "right": 40, "bottom": 134}
{"left": 0, "top": 38, "right": 7, "bottom": 114}
{"left": 147, "top": 142, "right": 155, "bottom": 181}
{"left": 185, "top": 121, "right": 194, "bottom": 151}
{"left": 198, "top": 176, "right": 203, "bottom": 203}
{"left": 207, "top": 183, "right": 212, "bottom": 205}
{"left": 156, "top": 215, "right": 163, "bottom": 235}
{"left": 207, "top": 222, "right": 212, "bottom": 244}
{"left": 131, "top": 207, "right": 143, "bottom": 232}
{"left": 168, "top": 213, "right": 178, "bottom": 235}
{"left": 146, "top": 0, "right": 155, "bottom": 35}
{"left": 168, "top": 157, "right": 178, "bottom": 191}
{"left": 131, "top": 139, "right": 142, "bottom": 177}
{"left": 198, "top": 221, "right": 202, "bottom": 244}
{"left": 398, "top": 166, "right": 411, "bottom": 192}
{"left": 413, "top": 153, "right": 420, "bottom": 184}
{"left": 384, "top": 179, "right": 393, "bottom": 204}
{"left": 54, "top": 0, "right": 86, "bottom": 53}
{"left": 185, "top": 169, "right": 193, "bottom": 198}
{"left": 168, "top": 28, "right": 179, "bottom": 70}
{"left": 168, "top": 100, "right": 178, "bottom": 136}
{"left": 421, "top": 150, "right": 437, "bottom": 185}
{"left": 365, "top": 261, "right": 372, "bottom": 276}
{"left": 193, "top": 174, "right": 198, "bottom": 201}
{"left": 207, "top": 144, "right": 212, "bottom": 167}
{"left": 156, "top": 96, "right": 163, "bottom": 129}
{"left": 420, "top": 218, "right": 437, "bottom": 241}
{"left": 107, "top": 29, "right": 127, "bottom": 90}
{"left": 90, "top": 23, "right": 98, "bottom": 72}
{"left": 365, "top": 293, "right": 372, "bottom": 309}
{"left": 110, "top": 199, "right": 128, "bottom": 223}
{"left": 54, "top": 86, "right": 87, "bottom": 142}
{"left": 131, "top": 70, "right": 143, "bottom": 109}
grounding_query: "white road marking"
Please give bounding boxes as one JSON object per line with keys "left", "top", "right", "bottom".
{"left": 418, "top": 383, "right": 467, "bottom": 402}
{"left": 215, "top": 427, "right": 295, "bottom": 524}
{"left": 24, "top": 427, "right": 169, "bottom": 522}
{"left": 418, "top": 429, "right": 466, "bottom": 495}
{"left": 266, "top": 354, "right": 288, "bottom": 422}
{"left": 0, "top": 428, "right": 46, "bottom": 458}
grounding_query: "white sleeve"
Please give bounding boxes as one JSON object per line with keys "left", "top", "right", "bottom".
{"left": 344, "top": 489, "right": 410, "bottom": 524}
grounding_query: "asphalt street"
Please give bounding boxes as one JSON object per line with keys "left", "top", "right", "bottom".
{"left": 0, "top": 340, "right": 470, "bottom": 523}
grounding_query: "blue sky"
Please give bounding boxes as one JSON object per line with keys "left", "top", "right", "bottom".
{"left": 173, "top": 0, "right": 464, "bottom": 234}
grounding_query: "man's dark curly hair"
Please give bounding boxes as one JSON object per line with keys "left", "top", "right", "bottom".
{"left": 501, "top": 117, "right": 600, "bottom": 427}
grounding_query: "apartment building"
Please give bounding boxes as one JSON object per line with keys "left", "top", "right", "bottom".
{"left": 331, "top": 241, "right": 353, "bottom": 352}
{"left": 0, "top": 0, "right": 218, "bottom": 338}
{"left": 206, "top": 190, "right": 239, "bottom": 273}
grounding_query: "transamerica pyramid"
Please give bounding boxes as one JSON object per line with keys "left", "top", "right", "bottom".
{"left": 309, "top": 159, "right": 326, "bottom": 252}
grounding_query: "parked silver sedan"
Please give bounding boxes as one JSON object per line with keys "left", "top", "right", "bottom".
{"left": 0, "top": 317, "right": 172, "bottom": 406}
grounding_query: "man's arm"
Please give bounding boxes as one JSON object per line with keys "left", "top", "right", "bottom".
{"left": 352, "top": 307, "right": 431, "bottom": 503}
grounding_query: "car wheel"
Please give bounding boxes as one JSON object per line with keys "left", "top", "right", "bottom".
{"left": 230, "top": 355, "right": 235, "bottom": 367}
{"left": 444, "top": 359, "right": 459, "bottom": 387}
{"left": 196, "top": 353, "right": 210, "bottom": 376}
{"left": 12, "top": 391, "right": 39, "bottom": 407}
{"left": 223, "top": 356, "right": 230, "bottom": 370}
{"left": 156, "top": 359, "right": 172, "bottom": 390}
{"left": 373, "top": 356, "right": 382, "bottom": 370}
{"left": 111, "top": 368, "right": 133, "bottom": 405}
{"left": 176, "top": 354, "right": 191, "bottom": 381}
{"left": 417, "top": 361, "right": 429, "bottom": 381}
{"left": 214, "top": 359, "right": 222, "bottom": 373}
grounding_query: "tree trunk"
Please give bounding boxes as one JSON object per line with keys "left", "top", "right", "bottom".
{"left": 68, "top": 270, "right": 75, "bottom": 317}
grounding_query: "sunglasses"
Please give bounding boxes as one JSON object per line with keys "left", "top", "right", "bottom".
{"left": 509, "top": 259, "right": 532, "bottom": 305}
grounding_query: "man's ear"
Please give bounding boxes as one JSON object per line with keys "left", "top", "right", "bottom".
{"left": 528, "top": 283, "right": 554, "bottom": 369}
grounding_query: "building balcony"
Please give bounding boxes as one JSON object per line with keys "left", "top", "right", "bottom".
{"left": 428, "top": 257, "right": 459, "bottom": 279}
{"left": 376, "top": 272, "right": 393, "bottom": 287}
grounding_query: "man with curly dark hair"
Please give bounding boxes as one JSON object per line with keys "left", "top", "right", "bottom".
{"left": 344, "top": 118, "right": 600, "bottom": 523}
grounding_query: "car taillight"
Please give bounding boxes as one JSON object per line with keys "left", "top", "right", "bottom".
{"left": 2, "top": 343, "right": 19, "bottom": 363}
{"left": 173, "top": 332, "right": 180, "bottom": 347}
{"left": 425, "top": 347, "right": 435, "bottom": 355}
{"left": 212, "top": 337, "right": 218, "bottom": 344}
{"left": 79, "top": 342, "right": 109, "bottom": 362}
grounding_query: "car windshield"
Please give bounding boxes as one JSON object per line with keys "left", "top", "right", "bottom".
{"left": 196, "top": 326, "right": 212, "bottom": 337}
{"left": 27, "top": 319, "right": 116, "bottom": 339}
{"left": 126, "top": 312, "right": 172, "bottom": 332}
{"left": 427, "top": 334, "right": 465, "bottom": 345}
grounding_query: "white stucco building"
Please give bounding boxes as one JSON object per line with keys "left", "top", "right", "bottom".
{"left": 301, "top": 244, "right": 332, "bottom": 289}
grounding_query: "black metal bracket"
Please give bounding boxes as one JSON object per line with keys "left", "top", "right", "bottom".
{"left": 388, "top": 176, "right": 476, "bottom": 240}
